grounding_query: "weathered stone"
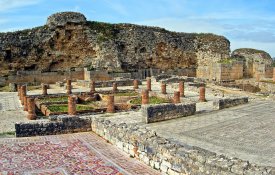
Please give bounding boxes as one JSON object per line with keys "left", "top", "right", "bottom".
{"left": 106, "top": 95, "right": 115, "bottom": 113}
{"left": 142, "top": 103, "right": 196, "bottom": 123}
{"left": 27, "top": 98, "right": 36, "bottom": 120}
{"left": 68, "top": 95, "right": 77, "bottom": 115}
{"left": 161, "top": 83, "right": 167, "bottom": 94}
{"left": 141, "top": 90, "right": 149, "bottom": 105}
{"left": 199, "top": 86, "right": 206, "bottom": 102}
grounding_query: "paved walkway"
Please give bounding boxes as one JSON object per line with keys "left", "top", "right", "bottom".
{"left": 0, "top": 132, "right": 160, "bottom": 175}
{"left": 0, "top": 92, "right": 28, "bottom": 134}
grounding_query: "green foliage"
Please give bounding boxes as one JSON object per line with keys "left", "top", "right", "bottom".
{"left": 130, "top": 96, "right": 170, "bottom": 105}
{"left": 47, "top": 104, "right": 94, "bottom": 112}
{"left": 217, "top": 58, "right": 234, "bottom": 64}
{"left": 114, "top": 91, "right": 139, "bottom": 96}
{"left": 0, "top": 131, "right": 15, "bottom": 137}
{"left": 0, "top": 85, "right": 10, "bottom": 92}
{"left": 86, "top": 21, "right": 120, "bottom": 43}
{"left": 39, "top": 96, "right": 68, "bottom": 103}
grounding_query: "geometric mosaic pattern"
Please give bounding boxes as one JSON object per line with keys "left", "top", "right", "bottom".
{"left": 0, "top": 132, "right": 160, "bottom": 175}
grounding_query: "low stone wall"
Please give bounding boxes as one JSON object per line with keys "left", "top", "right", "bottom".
{"left": 15, "top": 115, "right": 92, "bottom": 137}
{"left": 213, "top": 97, "right": 249, "bottom": 110}
{"left": 142, "top": 103, "right": 196, "bottom": 123}
{"left": 92, "top": 118, "right": 274, "bottom": 175}
{"left": 77, "top": 79, "right": 141, "bottom": 88}
{"left": 5, "top": 70, "right": 84, "bottom": 84}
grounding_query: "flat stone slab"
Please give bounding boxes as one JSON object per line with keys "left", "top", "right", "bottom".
{"left": 147, "top": 100, "right": 275, "bottom": 167}
{"left": 0, "top": 92, "right": 28, "bottom": 133}
{"left": 0, "top": 132, "right": 160, "bottom": 174}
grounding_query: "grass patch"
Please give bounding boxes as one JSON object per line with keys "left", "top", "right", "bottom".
{"left": 0, "top": 85, "right": 10, "bottom": 92}
{"left": 260, "top": 80, "right": 275, "bottom": 84}
{"left": 47, "top": 104, "right": 94, "bottom": 113}
{"left": 114, "top": 91, "right": 139, "bottom": 96}
{"left": 130, "top": 96, "right": 170, "bottom": 105}
{"left": 0, "top": 131, "right": 15, "bottom": 136}
{"left": 27, "top": 85, "right": 41, "bottom": 91}
{"left": 39, "top": 96, "right": 68, "bottom": 103}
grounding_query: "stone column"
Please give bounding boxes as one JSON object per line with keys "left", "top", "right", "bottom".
{"left": 141, "top": 90, "right": 149, "bottom": 104}
{"left": 106, "top": 95, "right": 115, "bottom": 113}
{"left": 21, "top": 85, "right": 27, "bottom": 105}
{"left": 41, "top": 83, "right": 48, "bottom": 96}
{"left": 90, "top": 80, "right": 96, "bottom": 95}
{"left": 66, "top": 80, "right": 72, "bottom": 94}
{"left": 112, "top": 82, "right": 118, "bottom": 92}
{"left": 161, "top": 83, "right": 167, "bottom": 94}
{"left": 68, "top": 95, "right": 77, "bottom": 115}
{"left": 27, "top": 98, "right": 36, "bottom": 120}
{"left": 17, "top": 85, "right": 21, "bottom": 97}
{"left": 273, "top": 68, "right": 275, "bottom": 82}
{"left": 23, "top": 96, "right": 28, "bottom": 111}
{"left": 199, "top": 86, "right": 206, "bottom": 102}
{"left": 179, "top": 81, "right": 185, "bottom": 97}
{"left": 133, "top": 79, "right": 139, "bottom": 89}
{"left": 173, "top": 91, "right": 180, "bottom": 104}
{"left": 146, "top": 78, "right": 151, "bottom": 91}
{"left": 255, "top": 74, "right": 260, "bottom": 82}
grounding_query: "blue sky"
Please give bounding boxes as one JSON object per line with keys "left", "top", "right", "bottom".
{"left": 0, "top": 0, "right": 274, "bottom": 57}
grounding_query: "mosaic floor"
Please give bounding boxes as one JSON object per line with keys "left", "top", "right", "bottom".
{"left": 0, "top": 132, "right": 160, "bottom": 175}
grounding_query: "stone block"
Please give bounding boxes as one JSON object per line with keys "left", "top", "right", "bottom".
{"left": 142, "top": 103, "right": 196, "bottom": 123}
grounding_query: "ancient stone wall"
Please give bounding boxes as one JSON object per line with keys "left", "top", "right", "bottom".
{"left": 141, "top": 103, "right": 196, "bottom": 123}
{"left": 92, "top": 118, "right": 275, "bottom": 175}
{"left": 15, "top": 115, "right": 92, "bottom": 137}
{"left": 213, "top": 97, "right": 249, "bottom": 110}
{"left": 232, "top": 48, "right": 273, "bottom": 78}
{"left": 4, "top": 70, "right": 83, "bottom": 84}
{"left": 0, "top": 12, "right": 230, "bottom": 78}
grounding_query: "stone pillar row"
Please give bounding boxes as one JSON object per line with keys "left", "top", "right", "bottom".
{"left": 141, "top": 90, "right": 149, "bottom": 104}
{"left": 68, "top": 95, "right": 77, "bottom": 115}
{"left": 133, "top": 79, "right": 139, "bottom": 89}
{"left": 273, "top": 68, "right": 275, "bottom": 82}
{"left": 41, "top": 83, "right": 48, "bottom": 95}
{"left": 20, "top": 85, "right": 27, "bottom": 105}
{"left": 199, "top": 86, "right": 206, "bottom": 102}
{"left": 147, "top": 78, "right": 151, "bottom": 91}
{"left": 161, "top": 83, "right": 167, "bottom": 94}
{"left": 66, "top": 80, "right": 72, "bottom": 95}
{"left": 173, "top": 91, "right": 180, "bottom": 104}
{"left": 112, "top": 82, "right": 118, "bottom": 92}
{"left": 179, "top": 81, "right": 185, "bottom": 97}
{"left": 27, "top": 98, "right": 37, "bottom": 120}
{"left": 107, "top": 95, "right": 115, "bottom": 113}
{"left": 90, "top": 80, "right": 96, "bottom": 95}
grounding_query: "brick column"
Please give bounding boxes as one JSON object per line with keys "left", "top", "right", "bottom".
{"left": 17, "top": 85, "right": 21, "bottom": 97}
{"left": 133, "top": 79, "right": 139, "bottom": 89}
{"left": 20, "top": 85, "right": 27, "bottom": 105}
{"left": 41, "top": 83, "right": 48, "bottom": 95}
{"left": 27, "top": 98, "right": 36, "bottom": 120}
{"left": 173, "top": 91, "right": 180, "bottom": 104}
{"left": 106, "top": 95, "right": 115, "bottom": 113}
{"left": 273, "top": 68, "right": 275, "bottom": 82}
{"left": 161, "top": 83, "right": 167, "bottom": 94}
{"left": 141, "top": 90, "right": 149, "bottom": 104}
{"left": 112, "top": 82, "right": 118, "bottom": 92}
{"left": 179, "top": 81, "right": 185, "bottom": 97}
{"left": 146, "top": 78, "right": 151, "bottom": 91}
{"left": 90, "top": 80, "right": 96, "bottom": 95}
{"left": 68, "top": 95, "right": 77, "bottom": 115}
{"left": 23, "top": 96, "right": 28, "bottom": 111}
{"left": 66, "top": 80, "right": 72, "bottom": 94}
{"left": 199, "top": 86, "right": 206, "bottom": 102}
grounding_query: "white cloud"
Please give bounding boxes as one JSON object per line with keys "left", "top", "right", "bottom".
{"left": 0, "top": 0, "right": 41, "bottom": 12}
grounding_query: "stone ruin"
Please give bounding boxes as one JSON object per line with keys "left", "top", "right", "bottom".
{"left": 1, "top": 11, "right": 275, "bottom": 175}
